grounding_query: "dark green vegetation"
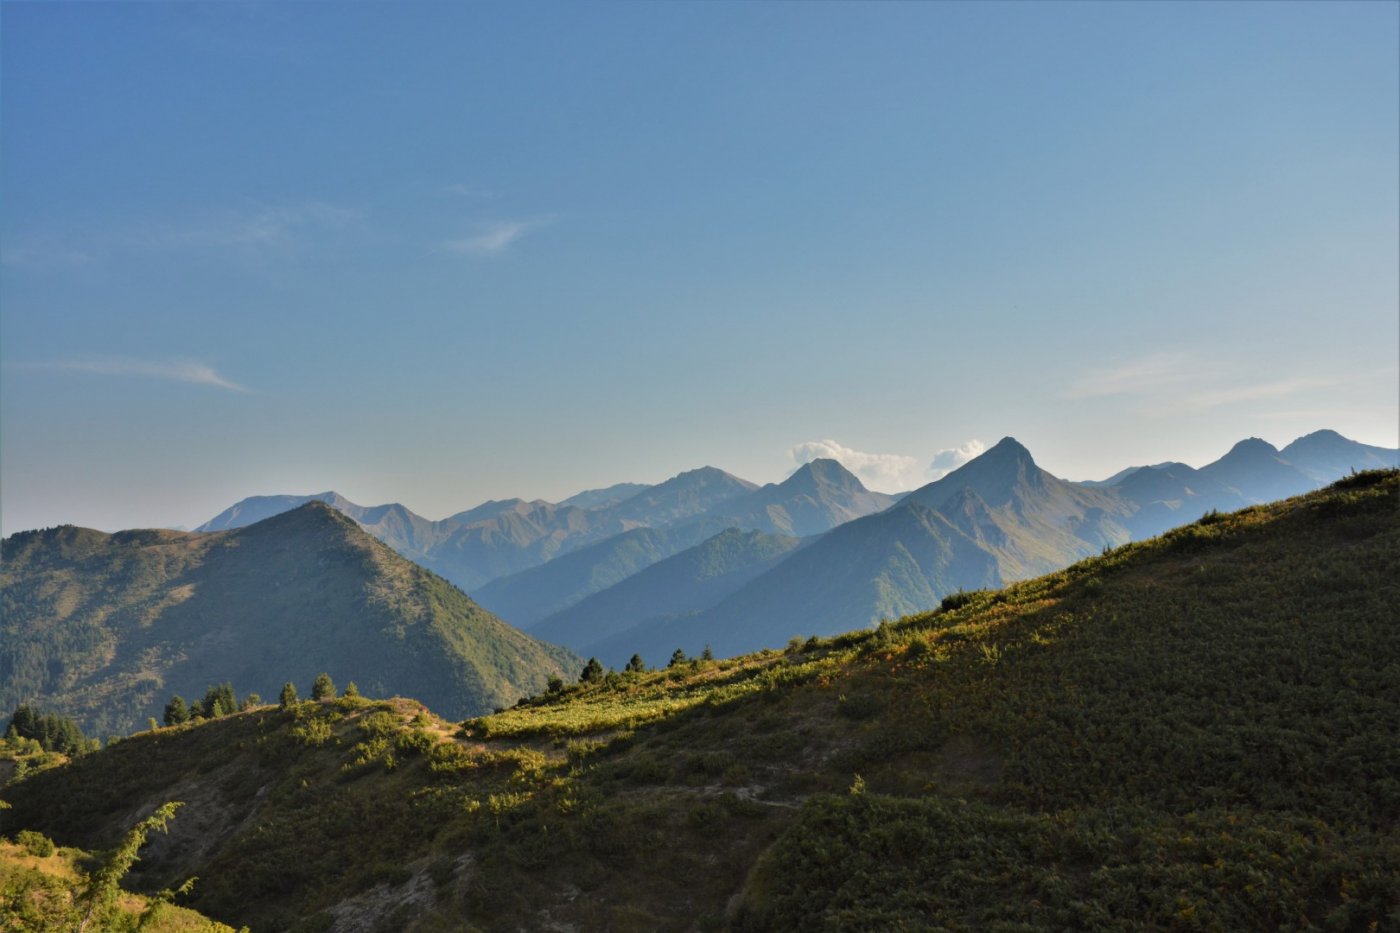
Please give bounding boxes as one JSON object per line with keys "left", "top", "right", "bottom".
{"left": 2, "top": 472, "right": 1396, "bottom": 930}
{"left": 1, "top": 502, "right": 579, "bottom": 736}
{"left": 5, "top": 706, "right": 94, "bottom": 756}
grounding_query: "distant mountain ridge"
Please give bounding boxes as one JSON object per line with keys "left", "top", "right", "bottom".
{"left": 559, "top": 430, "right": 1396, "bottom": 665}
{"left": 1, "top": 502, "right": 579, "bottom": 735}
{"left": 185, "top": 429, "right": 1395, "bottom": 665}
{"left": 471, "top": 459, "right": 896, "bottom": 625}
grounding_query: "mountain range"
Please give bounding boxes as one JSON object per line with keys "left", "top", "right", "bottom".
{"left": 16, "top": 428, "right": 1393, "bottom": 692}
{"left": 4, "top": 470, "right": 1394, "bottom": 931}
{"left": 1, "top": 502, "right": 578, "bottom": 735}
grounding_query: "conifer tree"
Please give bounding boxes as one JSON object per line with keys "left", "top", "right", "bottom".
{"left": 163, "top": 695, "right": 189, "bottom": 726}
{"left": 578, "top": 658, "right": 605, "bottom": 683}
{"left": 668, "top": 649, "right": 687, "bottom": 668}
{"left": 279, "top": 682, "right": 298, "bottom": 709}
{"left": 312, "top": 672, "right": 337, "bottom": 701}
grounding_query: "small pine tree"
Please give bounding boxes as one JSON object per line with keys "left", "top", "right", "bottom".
{"left": 242, "top": 693, "right": 261, "bottom": 710}
{"left": 700, "top": 645, "right": 714, "bottom": 661}
{"left": 312, "top": 672, "right": 336, "bottom": 701}
{"left": 546, "top": 676, "right": 564, "bottom": 694}
{"left": 344, "top": 681, "right": 360, "bottom": 698}
{"left": 578, "top": 658, "right": 605, "bottom": 683}
{"left": 625, "top": 654, "right": 646, "bottom": 673}
{"left": 668, "top": 649, "right": 687, "bottom": 668}
{"left": 279, "top": 682, "right": 298, "bottom": 709}
{"left": 163, "top": 695, "right": 189, "bottom": 727}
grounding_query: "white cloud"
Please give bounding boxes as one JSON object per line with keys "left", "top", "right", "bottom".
{"left": 928, "top": 439, "right": 986, "bottom": 480}
{"left": 123, "top": 201, "right": 359, "bottom": 250}
{"left": 5, "top": 201, "right": 360, "bottom": 265}
{"left": 444, "top": 184, "right": 501, "bottom": 199}
{"left": 789, "top": 439, "right": 923, "bottom": 492}
{"left": 1174, "top": 377, "right": 1343, "bottom": 412}
{"left": 443, "top": 218, "right": 549, "bottom": 255}
{"left": 22, "top": 359, "right": 252, "bottom": 393}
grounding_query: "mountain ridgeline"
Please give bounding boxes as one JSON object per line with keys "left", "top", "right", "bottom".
{"left": 0, "top": 502, "right": 579, "bottom": 736}
{"left": 185, "top": 430, "right": 1397, "bottom": 668}
{"left": 3, "top": 472, "right": 1395, "bottom": 931}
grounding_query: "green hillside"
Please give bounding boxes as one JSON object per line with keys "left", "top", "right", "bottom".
{"left": 1, "top": 502, "right": 579, "bottom": 735}
{"left": 2, "top": 472, "right": 1396, "bottom": 931}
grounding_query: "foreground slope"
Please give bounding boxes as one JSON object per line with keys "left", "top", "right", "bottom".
{"left": 3, "top": 472, "right": 1396, "bottom": 931}
{"left": 1, "top": 502, "right": 578, "bottom": 735}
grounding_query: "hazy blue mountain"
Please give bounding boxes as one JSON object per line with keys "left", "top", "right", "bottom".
{"left": 530, "top": 528, "right": 806, "bottom": 657}
{"left": 1080, "top": 462, "right": 1175, "bottom": 487}
{"left": 1279, "top": 429, "right": 1399, "bottom": 482}
{"left": 696, "top": 458, "right": 896, "bottom": 536}
{"left": 196, "top": 467, "right": 760, "bottom": 595}
{"left": 472, "top": 523, "right": 726, "bottom": 626}
{"left": 0, "top": 502, "right": 579, "bottom": 736}
{"left": 594, "top": 500, "right": 1001, "bottom": 666}
{"left": 558, "top": 482, "right": 653, "bottom": 510}
{"left": 197, "top": 491, "right": 355, "bottom": 531}
{"left": 592, "top": 466, "right": 759, "bottom": 530}
{"left": 1197, "top": 437, "right": 1317, "bottom": 504}
{"left": 1111, "top": 462, "right": 1251, "bottom": 539}
{"left": 474, "top": 462, "right": 893, "bottom": 627}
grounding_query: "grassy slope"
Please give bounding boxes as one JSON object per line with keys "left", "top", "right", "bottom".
{"left": 1, "top": 503, "right": 579, "bottom": 735}
{"left": 0, "top": 836, "right": 242, "bottom": 932}
{"left": 2, "top": 472, "right": 1396, "bottom": 931}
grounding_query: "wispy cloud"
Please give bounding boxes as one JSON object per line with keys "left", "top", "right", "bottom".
{"left": 4, "top": 201, "right": 359, "bottom": 267}
{"left": 443, "top": 218, "right": 552, "bottom": 256}
{"left": 444, "top": 184, "right": 501, "bottom": 199}
{"left": 1063, "top": 352, "right": 1199, "bottom": 400}
{"left": 1175, "top": 377, "right": 1341, "bottom": 412}
{"left": 120, "top": 201, "right": 359, "bottom": 251}
{"left": 19, "top": 358, "right": 253, "bottom": 393}
{"left": 1, "top": 245, "right": 94, "bottom": 269}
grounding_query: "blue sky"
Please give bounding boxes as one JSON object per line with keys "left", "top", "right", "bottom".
{"left": 2, "top": 1, "right": 1396, "bottom": 535}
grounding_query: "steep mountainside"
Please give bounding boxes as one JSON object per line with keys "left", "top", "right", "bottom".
{"left": 475, "top": 462, "right": 892, "bottom": 628}
{"left": 530, "top": 528, "right": 806, "bottom": 660}
{"left": 599, "top": 500, "right": 1002, "bottom": 665}
{"left": 472, "top": 523, "right": 727, "bottom": 626}
{"left": 5, "top": 472, "right": 1394, "bottom": 931}
{"left": 0, "top": 503, "right": 578, "bottom": 735}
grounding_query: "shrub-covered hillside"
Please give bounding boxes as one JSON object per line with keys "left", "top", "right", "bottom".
{"left": 1, "top": 502, "right": 579, "bottom": 736}
{"left": 2, "top": 472, "right": 1396, "bottom": 931}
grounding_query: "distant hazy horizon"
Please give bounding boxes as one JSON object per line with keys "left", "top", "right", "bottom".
{"left": 3, "top": 2, "right": 1396, "bottom": 536}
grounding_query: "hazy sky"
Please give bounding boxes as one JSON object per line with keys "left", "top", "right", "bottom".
{"left": 3, "top": 2, "right": 1397, "bottom": 535}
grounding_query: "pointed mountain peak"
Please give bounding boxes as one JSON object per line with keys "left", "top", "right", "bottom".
{"left": 983, "top": 436, "right": 1036, "bottom": 465}
{"left": 785, "top": 458, "right": 867, "bottom": 491}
